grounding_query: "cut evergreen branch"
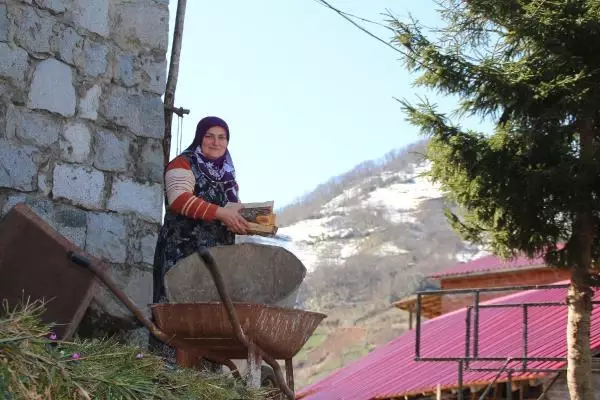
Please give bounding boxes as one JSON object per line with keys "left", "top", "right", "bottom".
{"left": 0, "top": 299, "right": 271, "bottom": 399}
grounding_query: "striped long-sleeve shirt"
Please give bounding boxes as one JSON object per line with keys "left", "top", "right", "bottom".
{"left": 165, "top": 156, "right": 219, "bottom": 220}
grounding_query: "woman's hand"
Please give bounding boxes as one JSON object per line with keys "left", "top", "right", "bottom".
{"left": 215, "top": 203, "right": 249, "bottom": 235}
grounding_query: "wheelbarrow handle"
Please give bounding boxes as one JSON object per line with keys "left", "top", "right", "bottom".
{"left": 197, "top": 248, "right": 296, "bottom": 399}
{"left": 67, "top": 251, "right": 170, "bottom": 343}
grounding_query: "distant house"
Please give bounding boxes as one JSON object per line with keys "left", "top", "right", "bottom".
{"left": 395, "top": 253, "right": 571, "bottom": 325}
{"left": 296, "top": 253, "right": 600, "bottom": 400}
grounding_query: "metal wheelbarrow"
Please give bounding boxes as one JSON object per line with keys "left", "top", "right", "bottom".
{"left": 69, "top": 246, "right": 326, "bottom": 400}
{"left": 0, "top": 204, "right": 325, "bottom": 399}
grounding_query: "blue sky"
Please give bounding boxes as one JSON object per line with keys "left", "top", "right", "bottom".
{"left": 166, "top": 1, "right": 470, "bottom": 207}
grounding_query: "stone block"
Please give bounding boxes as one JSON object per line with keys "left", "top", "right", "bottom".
{"left": 0, "top": 139, "right": 38, "bottom": 191}
{"left": 54, "top": 205, "right": 87, "bottom": 248}
{"left": 28, "top": 59, "right": 76, "bottom": 117}
{"left": 116, "top": 54, "right": 135, "bottom": 87}
{"left": 73, "top": 0, "right": 108, "bottom": 37}
{"left": 112, "top": 0, "right": 168, "bottom": 51}
{"left": 34, "top": 0, "right": 68, "bottom": 13}
{"left": 78, "top": 84, "right": 101, "bottom": 120}
{"left": 57, "top": 224, "right": 86, "bottom": 248}
{"left": 107, "top": 177, "right": 162, "bottom": 223}
{"left": 1, "top": 103, "right": 20, "bottom": 139}
{"left": 16, "top": 7, "right": 54, "bottom": 54}
{"left": 37, "top": 162, "right": 52, "bottom": 195}
{"left": 129, "top": 222, "right": 157, "bottom": 265}
{"left": 2, "top": 193, "right": 27, "bottom": 215}
{"left": 140, "top": 231, "right": 157, "bottom": 265}
{"left": 17, "top": 111, "right": 61, "bottom": 147}
{"left": 53, "top": 163, "right": 105, "bottom": 209}
{"left": 0, "top": 5, "right": 8, "bottom": 42}
{"left": 81, "top": 40, "right": 108, "bottom": 77}
{"left": 85, "top": 212, "right": 127, "bottom": 263}
{"left": 50, "top": 26, "right": 83, "bottom": 65}
{"left": 103, "top": 87, "right": 164, "bottom": 139}
{"left": 60, "top": 122, "right": 91, "bottom": 162}
{"left": 38, "top": 171, "right": 51, "bottom": 195}
{"left": 0, "top": 43, "right": 29, "bottom": 88}
{"left": 138, "top": 139, "right": 163, "bottom": 183}
{"left": 93, "top": 129, "right": 129, "bottom": 172}
{"left": 139, "top": 56, "right": 166, "bottom": 94}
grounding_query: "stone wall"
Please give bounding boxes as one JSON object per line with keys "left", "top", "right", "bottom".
{"left": 0, "top": 0, "right": 169, "bottom": 345}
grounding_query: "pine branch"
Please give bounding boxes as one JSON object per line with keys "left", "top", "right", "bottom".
{"left": 0, "top": 300, "right": 269, "bottom": 400}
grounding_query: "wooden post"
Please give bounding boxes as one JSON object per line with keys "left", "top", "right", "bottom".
{"left": 163, "top": 0, "right": 188, "bottom": 168}
{"left": 436, "top": 383, "right": 441, "bottom": 400}
{"left": 492, "top": 383, "right": 499, "bottom": 400}
{"left": 519, "top": 381, "right": 525, "bottom": 400}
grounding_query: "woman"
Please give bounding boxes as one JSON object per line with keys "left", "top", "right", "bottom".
{"left": 151, "top": 116, "right": 249, "bottom": 363}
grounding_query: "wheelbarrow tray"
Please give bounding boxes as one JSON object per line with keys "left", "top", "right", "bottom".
{"left": 151, "top": 302, "right": 326, "bottom": 359}
{"left": 0, "top": 204, "right": 100, "bottom": 340}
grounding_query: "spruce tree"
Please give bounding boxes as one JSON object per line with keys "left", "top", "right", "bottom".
{"left": 390, "top": 1, "right": 600, "bottom": 398}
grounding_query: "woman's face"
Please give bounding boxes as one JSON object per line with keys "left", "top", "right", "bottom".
{"left": 201, "top": 126, "right": 228, "bottom": 160}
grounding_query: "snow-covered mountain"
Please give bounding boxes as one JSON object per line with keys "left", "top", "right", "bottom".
{"left": 279, "top": 162, "right": 449, "bottom": 272}
{"left": 242, "top": 157, "right": 486, "bottom": 277}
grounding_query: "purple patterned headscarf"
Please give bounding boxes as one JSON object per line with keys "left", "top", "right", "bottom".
{"left": 185, "top": 116, "right": 239, "bottom": 203}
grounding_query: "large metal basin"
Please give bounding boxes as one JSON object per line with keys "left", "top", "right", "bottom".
{"left": 151, "top": 302, "right": 326, "bottom": 359}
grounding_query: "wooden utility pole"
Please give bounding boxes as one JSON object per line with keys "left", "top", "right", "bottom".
{"left": 163, "top": 0, "right": 189, "bottom": 169}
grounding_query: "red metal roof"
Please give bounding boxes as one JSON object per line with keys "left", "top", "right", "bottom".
{"left": 429, "top": 253, "right": 545, "bottom": 279}
{"left": 296, "top": 282, "right": 600, "bottom": 400}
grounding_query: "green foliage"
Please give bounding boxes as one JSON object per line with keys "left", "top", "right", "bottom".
{"left": 0, "top": 300, "right": 267, "bottom": 400}
{"left": 389, "top": 0, "right": 600, "bottom": 267}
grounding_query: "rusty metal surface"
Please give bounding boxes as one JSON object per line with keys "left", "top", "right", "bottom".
{"left": 152, "top": 302, "right": 326, "bottom": 359}
{"left": 164, "top": 244, "right": 306, "bottom": 307}
{"left": 0, "top": 204, "right": 99, "bottom": 340}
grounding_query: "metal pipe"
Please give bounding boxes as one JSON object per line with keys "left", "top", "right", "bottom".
{"left": 418, "top": 356, "right": 565, "bottom": 362}
{"left": 522, "top": 305, "right": 528, "bottom": 371}
{"left": 468, "top": 367, "right": 565, "bottom": 373}
{"left": 473, "top": 291, "right": 480, "bottom": 358}
{"left": 416, "top": 283, "right": 570, "bottom": 296}
{"left": 415, "top": 293, "right": 422, "bottom": 359}
{"left": 458, "top": 360, "right": 464, "bottom": 400}
{"left": 164, "top": 106, "right": 190, "bottom": 117}
{"left": 476, "top": 301, "right": 600, "bottom": 308}
{"left": 465, "top": 307, "right": 471, "bottom": 369}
